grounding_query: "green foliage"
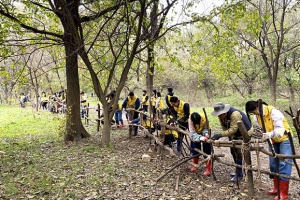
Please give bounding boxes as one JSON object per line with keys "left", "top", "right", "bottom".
{"left": 0, "top": 105, "right": 63, "bottom": 139}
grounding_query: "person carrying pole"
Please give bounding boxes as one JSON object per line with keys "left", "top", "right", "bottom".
{"left": 245, "top": 100, "right": 293, "bottom": 200}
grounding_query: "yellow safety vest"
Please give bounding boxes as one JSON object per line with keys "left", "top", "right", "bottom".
{"left": 195, "top": 113, "right": 209, "bottom": 133}
{"left": 41, "top": 96, "right": 48, "bottom": 101}
{"left": 81, "top": 95, "right": 88, "bottom": 106}
{"left": 256, "top": 105, "right": 291, "bottom": 143}
{"left": 157, "top": 97, "right": 164, "bottom": 109}
{"left": 142, "top": 95, "right": 149, "bottom": 106}
{"left": 151, "top": 96, "right": 156, "bottom": 106}
{"left": 164, "top": 117, "right": 178, "bottom": 138}
{"left": 117, "top": 102, "right": 122, "bottom": 110}
{"left": 173, "top": 100, "right": 189, "bottom": 122}
{"left": 127, "top": 95, "right": 138, "bottom": 107}
{"left": 141, "top": 112, "right": 154, "bottom": 128}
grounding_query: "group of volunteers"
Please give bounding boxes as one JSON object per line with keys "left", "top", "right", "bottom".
{"left": 19, "top": 90, "right": 67, "bottom": 112}
{"left": 120, "top": 87, "right": 293, "bottom": 200}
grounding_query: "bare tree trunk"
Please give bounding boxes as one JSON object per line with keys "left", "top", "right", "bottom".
{"left": 147, "top": 44, "right": 155, "bottom": 116}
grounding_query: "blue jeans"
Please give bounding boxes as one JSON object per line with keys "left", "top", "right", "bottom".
{"left": 269, "top": 139, "right": 293, "bottom": 181}
{"left": 114, "top": 110, "right": 123, "bottom": 124}
{"left": 81, "top": 105, "right": 87, "bottom": 118}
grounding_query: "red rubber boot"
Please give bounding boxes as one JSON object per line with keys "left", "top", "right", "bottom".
{"left": 267, "top": 177, "right": 278, "bottom": 195}
{"left": 274, "top": 180, "right": 289, "bottom": 200}
{"left": 190, "top": 158, "right": 199, "bottom": 172}
{"left": 203, "top": 160, "right": 212, "bottom": 176}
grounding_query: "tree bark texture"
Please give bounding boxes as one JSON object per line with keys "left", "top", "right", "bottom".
{"left": 55, "top": 0, "right": 90, "bottom": 142}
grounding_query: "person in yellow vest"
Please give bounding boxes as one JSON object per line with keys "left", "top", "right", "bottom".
{"left": 155, "top": 92, "right": 164, "bottom": 110}
{"left": 80, "top": 91, "right": 88, "bottom": 119}
{"left": 188, "top": 112, "right": 212, "bottom": 175}
{"left": 41, "top": 91, "right": 49, "bottom": 110}
{"left": 122, "top": 91, "right": 140, "bottom": 120}
{"left": 169, "top": 96, "right": 190, "bottom": 155}
{"left": 19, "top": 93, "right": 26, "bottom": 108}
{"left": 163, "top": 116, "right": 178, "bottom": 148}
{"left": 245, "top": 100, "right": 293, "bottom": 200}
{"left": 151, "top": 89, "right": 157, "bottom": 117}
{"left": 114, "top": 101, "right": 124, "bottom": 128}
{"left": 128, "top": 108, "right": 154, "bottom": 137}
{"left": 165, "top": 87, "right": 174, "bottom": 109}
{"left": 19, "top": 92, "right": 30, "bottom": 108}
{"left": 141, "top": 90, "right": 149, "bottom": 111}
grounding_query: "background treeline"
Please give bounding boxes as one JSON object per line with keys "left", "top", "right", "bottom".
{"left": 0, "top": 0, "right": 300, "bottom": 144}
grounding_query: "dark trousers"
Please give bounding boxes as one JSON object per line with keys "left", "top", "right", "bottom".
{"left": 229, "top": 137, "right": 242, "bottom": 162}
{"left": 191, "top": 141, "right": 212, "bottom": 157}
{"left": 142, "top": 105, "right": 148, "bottom": 112}
{"left": 176, "top": 122, "right": 188, "bottom": 152}
{"left": 164, "top": 134, "right": 176, "bottom": 148}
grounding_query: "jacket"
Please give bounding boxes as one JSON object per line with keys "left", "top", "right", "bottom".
{"left": 219, "top": 107, "right": 251, "bottom": 138}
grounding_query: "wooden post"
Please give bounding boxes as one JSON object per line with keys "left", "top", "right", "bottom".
{"left": 237, "top": 121, "right": 254, "bottom": 196}
{"left": 128, "top": 110, "right": 134, "bottom": 139}
{"left": 258, "top": 99, "right": 280, "bottom": 198}
{"left": 85, "top": 103, "right": 89, "bottom": 125}
{"left": 286, "top": 131, "right": 300, "bottom": 178}
{"left": 203, "top": 107, "right": 216, "bottom": 180}
{"left": 285, "top": 107, "right": 300, "bottom": 144}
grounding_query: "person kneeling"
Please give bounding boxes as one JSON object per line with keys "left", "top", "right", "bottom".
{"left": 163, "top": 116, "right": 178, "bottom": 148}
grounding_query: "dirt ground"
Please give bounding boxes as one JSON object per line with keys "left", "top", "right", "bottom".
{"left": 91, "top": 124, "right": 300, "bottom": 200}
{"left": 86, "top": 109, "right": 300, "bottom": 200}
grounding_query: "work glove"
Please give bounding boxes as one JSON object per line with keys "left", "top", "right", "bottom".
{"left": 177, "top": 118, "right": 185, "bottom": 126}
{"left": 211, "top": 133, "right": 222, "bottom": 140}
{"left": 253, "top": 123, "right": 263, "bottom": 134}
{"left": 199, "top": 136, "right": 207, "bottom": 142}
{"left": 262, "top": 131, "right": 274, "bottom": 141}
{"left": 251, "top": 131, "right": 263, "bottom": 139}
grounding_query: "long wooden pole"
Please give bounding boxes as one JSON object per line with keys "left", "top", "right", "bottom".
{"left": 203, "top": 107, "right": 216, "bottom": 180}
{"left": 258, "top": 99, "right": 280, "bottom": 198}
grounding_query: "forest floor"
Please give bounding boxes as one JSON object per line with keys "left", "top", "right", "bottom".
{"left": 1, "top": 114, "right": 300, "bottom": 199}
{"left": 94, "top": 128, "right": 300, "bottom": 200}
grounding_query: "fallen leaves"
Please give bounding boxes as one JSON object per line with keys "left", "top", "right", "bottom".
{"left": 1, "top": 132, "right": 299, "bottom": 200}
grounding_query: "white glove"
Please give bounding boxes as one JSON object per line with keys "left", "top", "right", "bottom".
{"left": 199, "top": 136, "right": 207, "bottom": 142}
{"left": 273, "top": 128, "right": 285, "bottom": 140}
{"left": 262, "top": 131, "right": 274, "bottom": 140}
